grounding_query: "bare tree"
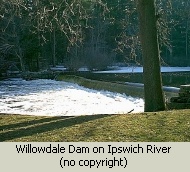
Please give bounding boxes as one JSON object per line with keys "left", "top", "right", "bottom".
{"left": 0, "top": 0, "right": 27, "bottom": 72}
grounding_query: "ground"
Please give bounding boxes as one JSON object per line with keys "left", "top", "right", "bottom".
{"left": 0, "top": 110, "right": 190, "bottom": 142}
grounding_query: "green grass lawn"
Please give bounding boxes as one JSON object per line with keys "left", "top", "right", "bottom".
{"left": 0, "top": 110, "right": 190, "bottom": 142}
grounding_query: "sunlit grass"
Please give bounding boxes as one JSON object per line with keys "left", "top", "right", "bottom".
{"left": 0, "top": 110, "right": 190, "bottom": 142}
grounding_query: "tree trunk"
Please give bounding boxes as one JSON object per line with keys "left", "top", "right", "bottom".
{"left": 137, "top": 0, "right": 166, "bottom": 112}
{"left": 53, "top": 28, "right": 56, "bottom": 67}
{"left": 13, "top": 18, "right": 25, "bottom": 72}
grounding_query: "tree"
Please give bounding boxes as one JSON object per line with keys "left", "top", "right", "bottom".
{"left": 0, "top": 0, "right": 29, "bottom": 72}
{"left": 169, "top": 0, "right": 190, "bottom": 66}
{"left": 137, "top": 0, "right": 166, "bottom": 112}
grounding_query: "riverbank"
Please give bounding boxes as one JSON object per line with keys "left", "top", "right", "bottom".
{"left": 1, "top": 109, "right": 190, "bottom": 142}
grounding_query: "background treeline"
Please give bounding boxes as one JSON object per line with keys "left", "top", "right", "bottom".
{"left": 0, "top": 0, "right": 190, "bottom": 74}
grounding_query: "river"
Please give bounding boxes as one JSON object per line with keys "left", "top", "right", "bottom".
{"left": 0, "top": 79, "right": 144, "bottom": 116}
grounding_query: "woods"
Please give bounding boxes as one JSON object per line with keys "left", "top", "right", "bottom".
{"left": 1, "top": 0, "right": 189, "bottom": 73}
{"left": 1, "top": 0, "right": 190, "bottom": 112}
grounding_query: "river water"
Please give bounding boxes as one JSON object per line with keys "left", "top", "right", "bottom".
{"left": 0, "top": 79, "right": 144, "bottom": 116}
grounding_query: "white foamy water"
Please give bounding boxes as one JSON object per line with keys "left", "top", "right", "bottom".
{"left": 0, "top": 79, "right": 144, "bottom": 116}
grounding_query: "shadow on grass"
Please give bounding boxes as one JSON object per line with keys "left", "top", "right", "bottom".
{"left": 0, "top": 114, "right": 110, "bottom": 142}
{"left": 0, "top": 115, "right": 65, "bottom": 131}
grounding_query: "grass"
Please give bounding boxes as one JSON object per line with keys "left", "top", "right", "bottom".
{"left": 0, "top": 110, "right": 190, "bottom": 142}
